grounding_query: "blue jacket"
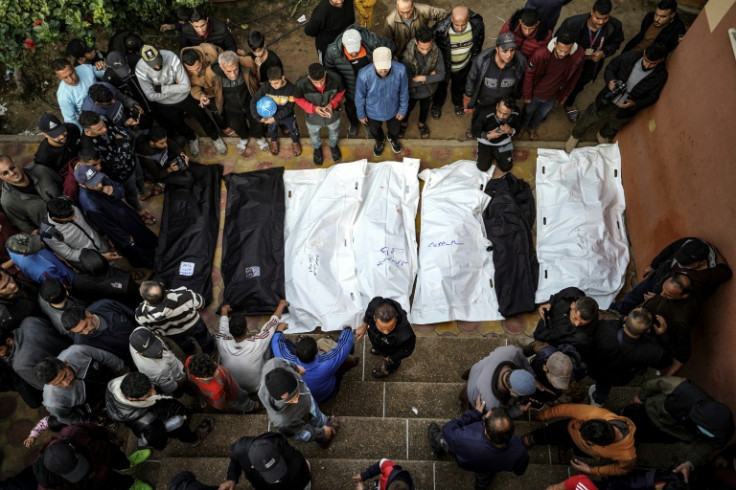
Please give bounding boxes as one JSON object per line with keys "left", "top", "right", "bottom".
{"left": 271, "top": 328, "right": 354, "bottom": 404}
{"left": 442, "top": 409, "right": 529, "bottom": 474}
{"left": 8, "top": 248, "right": 75, "bottom": 286}
{"left": 355, "top": 62, "right": 409, "bottom": 122}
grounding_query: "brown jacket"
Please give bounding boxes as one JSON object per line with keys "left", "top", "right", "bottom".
{"left": 538, "top": 403, "right": 637, "bottom": 477}
{"left": 385, "top": 3, "right": 446, "bottom": 58}
{"left": 208, "top": 55, "right": 260, "bottom": 113}
{"left": 181, "top": 43, "right": 222, "bottom": 110}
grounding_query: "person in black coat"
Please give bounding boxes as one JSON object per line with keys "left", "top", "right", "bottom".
{"left": 355, "top": 296, "right": 416, "bottom": 378}
{"left": 180, "top": 7, "right": 237, "bottom": 52}
{"left": 304, "top": 0, "right": 356, "bottom": 61}
{"left": 623, "top": 0, "right": 687, "bottom": 54}
{"left": 0, "top": 268, "right": 43, "bottom": 333}
{"left": 566, "top": 43, "right": 669, "bottom": 151}
{"left": 532, "top": 287, "right": 599, "bottom": 358}
{"left": 61, "top": 299, "right": 138, "bottom": 362}
{"left": 219, "top": 432, "right": 311, "bottom": 490}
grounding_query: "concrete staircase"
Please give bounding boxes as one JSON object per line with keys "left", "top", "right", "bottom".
{"left": 128, "top": 335, "right": 671, "bottom": 489}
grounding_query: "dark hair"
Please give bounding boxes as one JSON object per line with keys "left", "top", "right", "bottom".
{"left": 668, "top": 271, "right": 692, "bottom": 294}
{"left": 77, "top": 147, "right": 99, "bottom": 162}
{"left": 416, "top": 25, "right": 433, "bottom": 43}
{"left": 78, "top": 111, "right": 101, "bottom": 129}
{"left": 228, "top": 315, "right": 248, "bottom": 338}
{"left": 498, "top": 95, "right": 516, "bottom": 110}
{"left": 188, "top": 353, "right": 217, "bottom": 378}
{"left": 519, "top": 8, "right": 541, "bottom": 26}
{"left": 39, "top": 279, "right": 67, "bottom": 304}
{"left": 47, "top": 415, "right": 66, "bottom": 432}
{"left": 140, "top": 281, "right": 165, "bottom": 304}
{"left": 46, "top": 197, "right": 74, "bottom": 220}
{"left": 574, "top": 296, "right": 599, "bottom": 321}
{"left": 644, "top": 42, "right": 668, "bottom": 62}
{"left": 36, "top": 357, "right": 66, "bottom": 384}
{"left": 124, "top": 34, "right": 144, "bottom": 53}
{"left": 296, "top": 337, "right": 318, "bottom": 363}
{"left": 176, "top": 6, "right": 191, "bottom": 21}
{"left": 387, "top": 482, "right": 411, "bottom": 490}
{"left": 556, "top": 30, "right": 575, "bottom": 46}
{"left": 61, "top": 307, "right": 86, "bottom": 332}
{"left": 657, "top": 0, "right": 678, "bottom": 12}
{"left": 52, "top": 58, "right": 72, "bottom": 72}
{"left": 580, "top": 419, "right": 615, "bottom": 446}
{"left": 484, "top": 407, "right": 514, "bottom": 446}
{"left": 625, "top": 308, "right": 653, "bottom": 335}
{"left": 267, "top": 65, "right": 283, "bottom": 81}
{"left": 189, "top": 6, "right": 207, "bottom": 22}
{"left": 120, "top": 372, "right": 153, "bottom": 399}
{"left": 148, "top": 126, "right": 168, "bottom": 142}
{"left": 88, "top": 83, "right": 114, "bottom": 104}
{"left": 308, "top": 63, "right": 325, "bottom": 80}
{"left": 592, "top": 0, "right": 612, "bottom": 15}
{"left": 374, "top": 303, "right": 398, "bottom": 323}
{"left": 248, "top": 30, "right": 266, "bottom": 50}
{"left": 181, "top": 49, "right": 202, "bottom": 67}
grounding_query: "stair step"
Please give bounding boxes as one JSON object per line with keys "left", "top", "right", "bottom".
{"left": 155, "top": 457, "right": 572, "bottom": 490}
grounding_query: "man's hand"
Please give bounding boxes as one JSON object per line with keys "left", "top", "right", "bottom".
{"left": 355, "top": 482, "right": 366, "bottom": 490}
{"left": 474, "top": 394, "right": 486, "bottom": 414}
{"left": 220, "top": 304, "right": 231, "bottom": 316}
{"left": 652, "top": 315, "right": 668, "bottom": 335}
{"left": 276, "top": 322, "right": 288, "bottom": 333}
{"left": 160, "top": 23, "right": 176, "bottom": 32}
{"left": 413, "top": 75, "right": 427, "bottom": 83}
{"left": 352, "top": 473, "right": 362, "bottom": 482}
{"left": 236, "top": 49, "right": 246, "bottom": 56}
{"left": 354, "top": 323, "right": 368, "bottom": 340}
{"left": 199, "top": 94, "right": 210, "bottom": 108}
{"left": 486, "top": 130, "right": 504, "bottom": 140}
{"left": 359, "top": 117, "right": 368, "bottom": 125}
{"left": 94, "top": 60, "right": 107, "bottom": 71}
{"left": 396, "top": 113, "right": 405, "bottom": 121}
{"left": 519, "top": 402, "right": 532, "bottom": 414}
{"left": 262, "top": 117, "right": 276, "bottom": 125}
{"left": 616, "top": 99, "right": 635, "bottom": 109}
{"left": 672, "top": 461, "right": 693, "bottom": 483}
{"left": 217, "top": 480, "right": 236, "bottom": 490}
{"left": 524, "top": 98, "right": 532, "bottom": 104}
{"left": 499, "top": 124, "right": 512, "bottom": 134}
{"left": 570, "top": 458, "right": 591, "bottom": 474}
{"left": 643, "top": 292, "right": 656, "bottom": 301}
{"left": 315, "top": 106, "right": 332, "bottom": 118}
{"left": 537, "top": 303, "right": 551, "bottom": 317}
{"left": 102, "top": 251, "right": 120, "bottom": 261}
{"left": 124, "top": 117, "right": 138, "bottom": 126}
{"left": 102, "top": 185, "right": 114, "bottom": 196}
{"left": 642, "top": 266, "right": 655, "bottom": 278}
{"left": 633, "top": 394, "right": 643, "bottom": 404}
{"left": 275, "top": 299, "right": 289, "bottom": 317}
{"left": 592, "top": 50, "right": 605, "bottom": 62}
{"left": 323, "top": 425, "right": 335, "bottom": 439}
{"left": 297, "top": 365, "right": 306, "bottom": 375}
{"left": 607, "top": 80, "right": 618, "bottom": 91}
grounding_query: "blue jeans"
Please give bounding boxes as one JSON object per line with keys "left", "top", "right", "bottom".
{"left": 291, "top": 395, "right": 329, "bottom": 443}
{"left": 306, "top": 118, "right": 340, "bottom": 149}
{"left": 520, "top": 97, "right": 556, "bottom": 130}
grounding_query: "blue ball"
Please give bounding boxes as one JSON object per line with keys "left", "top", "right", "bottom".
{"left": 256, "top": 96, "right": 277, "bottom": 118}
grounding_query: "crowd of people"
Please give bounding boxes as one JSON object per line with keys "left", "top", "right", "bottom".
{"left": 1, "top": 0, "right": 734, "bottom": 489}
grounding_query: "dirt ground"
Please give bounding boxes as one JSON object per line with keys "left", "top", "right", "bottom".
{"left": 0, "top": 0, "right": 694, "bottom": 141}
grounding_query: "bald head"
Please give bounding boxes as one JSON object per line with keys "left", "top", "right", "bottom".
{"left": 451, "top": 6, "right": 470, "bottom": 32}
{"left": 396, "top": 0, "right": 415, "bottom": 20}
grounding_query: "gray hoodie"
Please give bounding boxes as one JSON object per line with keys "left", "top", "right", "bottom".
{"left": 40, "top": 205, "right": 110, "bottom": 263}
{"left": 258, "top": 357, "right": 325, "bottom": 441}
{"left": 5, "top": 316, "right": 71, "bottom": 390}
{"left": 135, "top": 50, "right": 191, "bottom": 105}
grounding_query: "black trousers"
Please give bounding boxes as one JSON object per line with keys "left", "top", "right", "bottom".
{"left": 477, "top": 142, "right": 513, "bottom": 172}
{"left": 531, "top": 419, "right": 588, "bottom": 457}
{"left": 152, "top": 96, "right": 220, "bottom": 141}
{"left": 406, "top": 97, "right": 432, "bottom": 125}
{"left": 621, "top": 404, "right": 684, "bottom": 444}
{"left": 433, "top": 63, "right": 472, "bottom": 109}
{"left": 224, "top": 104, "right": 264, "bottom": 140}
{"left": 345, "top": 96, "right": 360, "bottom": 127}
{"left": 564, "top": 59, "right": 601, "bottom": 108}
{"left": 367, "top": 117, "right": 401, "bottom": 142}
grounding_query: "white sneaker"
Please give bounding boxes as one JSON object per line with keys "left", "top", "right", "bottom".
{"left": 213, "top": 137, "right": 227, "bottom": 155}
{"left": 256, "top": 137, "right": 268, "bottom": 152}
{"left": 189, "top": 136, "right": 200, "bottom": 157}
{"left": 237, "top": 138, "right": 249, "bottom": 151}
{"left": 588, "top": 384, "right": 603, "bottom": 407}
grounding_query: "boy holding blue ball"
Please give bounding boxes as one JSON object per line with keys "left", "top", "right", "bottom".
{"left": 250, "top": 66, "right": 301, "bottom": 157}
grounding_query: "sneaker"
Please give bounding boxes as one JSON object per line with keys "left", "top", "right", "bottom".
{"left": 427, "top": 423, "right": 449, "bottom": 456}
{"left": 129, "top": 479, "right": 153, "bottom": 490}
{"left": 565, "top": 135, "right": 579, "bottom": 153}
{"left": 189, "top": 136, "right": 200, "bottom": 157}
{"left": 127, "top": 449, "right": 151, "bottom": 468}
{"left": 192, "top": 417, "right": 215, "bottom": 447}
{"left": 213, "top": 137, "right": 227, "bottom": 155}
{"left": 373, "top": 139, "right": 385, "bottom": 157}
{"left": 388, "top": 137, "right": 402, "bottom": 154}
{"left": 347, "top": 124, "right": 359, "bottom": 138}
{"left": 255, "top": 137, "right": 268, "bottom": 152}
{"left": 330, "top": 145, "right": 342, "bottom": 163}
{"left": 313, "top": 147, "right": 324, "bottom": 166}
{"left": 237, "top": 138, "right": 249, "bottom": 151}
{"left": 588, "top": 384, "right": 603, "bottom": 407}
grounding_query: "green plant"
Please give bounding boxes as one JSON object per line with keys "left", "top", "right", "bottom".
{"left": 0, "top": 0, "right": 180, "bottom": 67}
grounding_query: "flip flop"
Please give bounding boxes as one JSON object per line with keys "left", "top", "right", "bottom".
{"left": 566, "top": 108, "right": 579, "bottom": 122}
{"left": 139, "top": 184, "right": 164, "bottom": 201}
{"left": 371, "top": 365, "right": 391, "bottom": 378}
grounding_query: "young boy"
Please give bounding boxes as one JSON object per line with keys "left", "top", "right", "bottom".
{"left": 185, "top": 353, "right": 261, "bottom": 413}
{"left": 250, "top": 66, "right": 301, "bottom": 156}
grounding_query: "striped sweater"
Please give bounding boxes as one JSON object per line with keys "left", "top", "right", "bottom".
{"left": 135, "top": 287, "right": 205, "bottom": 337}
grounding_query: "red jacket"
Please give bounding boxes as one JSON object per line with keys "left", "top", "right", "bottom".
{"left": 185, "top": 356, "right": 242, "bottom": 410}
{"left": 499, "top": 16, "right": 552, "bottom": 59}
{"left": 522, "top": 39, "right": 585, "bottom": 103}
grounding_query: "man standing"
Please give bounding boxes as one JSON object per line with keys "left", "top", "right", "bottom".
{"left": 565, "top": 43, "right": 668, "bottom": 152}
{"left": 304, "top": 0, "right": 356, "bottom": 62}
{"left": 293, "top": 63, "right": 346, "bottom": 165}
{"left": 556, "top": 0, "right": 624, "bottom": 122}
{"left": 135, "top": 281, "right": 215, "bottom": 356}
{"left": 53, "top": 58, "right": 104, "bottom": 130}
{"left": 428, "top": 403, "right": 529, "bottom": 490}
{"left": 61, "top": 300, "right": 138, "bottom": 362}
{"left": 624, "top": 0, "right": 686, "bottom": 54}
{"left": 180, "top": 7, "right": 237, "bottom": 52}
{"left": 499, "top": 8, "right": 553, "bottom": 59}
{"left": 0, "top": 155, "right": 62, "bottom": 233}
{"left": 523, "top": 0, "right": 573, "bottom": 30}
{"left": 39, "top": 278, "right": 87, "bottom": 337}
{"left": 385, "top": 0, "right": 447, "bottom": 58}
{"left": 464, "top": 33, "right": 526, "bottom": 139}
{"left": 471, "top": 96, "right": 520, "bottom": 174}
{"left": 129, "top": 327, "right": 186, "bottom": 395}
{"left": 34, "top": 113, "right": 82, "bottom": 172}
{"left": 519, "top": 31, "right": 584, "bottom": 140}
{"left": 135, "top": 44, "right": 227, "bottom": 156}
{"left": 354, "top": 296, "right": 415, "bottom": 378}
{"left": 355, "top": 47, "right": 409, "bottom": 157}
{"left": 180, "top": 43, "right": 223, "bottom": 129}
{"left": 323, "top": 26, "right": 395, "bottom": 138}
{"left": 432, "top": 6, "right": 485, "bottom": 119}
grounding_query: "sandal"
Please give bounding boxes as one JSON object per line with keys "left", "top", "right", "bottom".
{"left": 292, "top": 142, "right": 302, "bottom": 157}
{"left": 418, "top": 125, "right": 430, "bottom": 139}
{"left": 528, "top": 129, "right": 540, "bottom": 141}
{"left": 431, "top": 107, "right": 441, "bottom": 119}
{"left": 454, "top": 105, "right": 464, "bottom": 117}
{"left": 371, "top": 365, "right": 391, "bottom": 378}
{"left": 139, "top": 211, "right": 157, "bottom": 226}
{"left": 139, "top": 184, "right": 164, "bottom": 201}
{"left": 464, "top": 130, "right": 474, "bottom": 140}
{"left": 269, "top": 140, "right": 279, "bottom": 156}
{"left": 566, "top": 107, "right": 579, "bottom": 122}
{"left": 222, "top": 127, "right": 238, "bottom": 137}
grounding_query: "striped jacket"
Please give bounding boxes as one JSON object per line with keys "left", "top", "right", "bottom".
{"left": 135, "top": 287, "right": 205, "bottom": 337}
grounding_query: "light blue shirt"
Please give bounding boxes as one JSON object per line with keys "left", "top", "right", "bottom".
{"left": 56, "top": 64, "right": 103, "bottom": 130}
